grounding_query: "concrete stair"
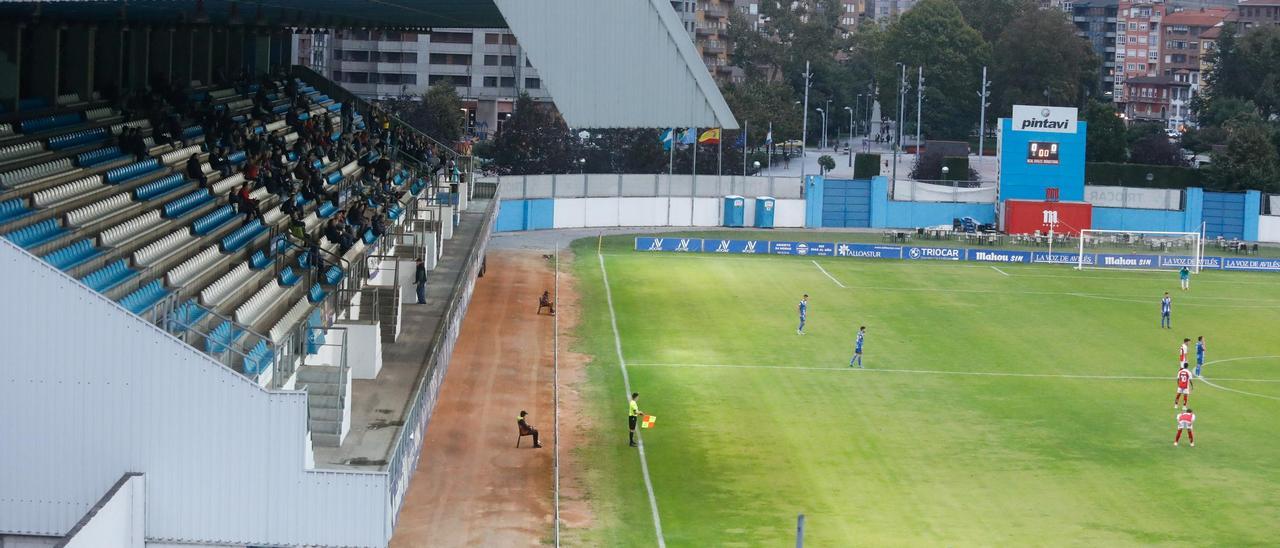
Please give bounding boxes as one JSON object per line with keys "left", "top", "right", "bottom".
{"left": 356, "top": 286, "right": 399, "bottom": 342}
{"left": 298, "top": 365, "right": 345, "bottom": 447}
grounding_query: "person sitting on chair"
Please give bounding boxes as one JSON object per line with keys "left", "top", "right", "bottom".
{"left": 538, "top": 290, "right": 556, "bottom": 315}
{"left": 518, "top": 411, "right": 542, "bottom": 448}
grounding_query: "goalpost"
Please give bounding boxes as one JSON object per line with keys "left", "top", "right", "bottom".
{"left": 1076, "top": 229, "right": 1204, "bottom": 272}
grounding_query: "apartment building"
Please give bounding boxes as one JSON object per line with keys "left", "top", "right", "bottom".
{"left": 670, "top": 1, "right": 738, "bottom": 81}
{"left": 1072, "top": 0, "right": 1121, "bottom": 98}
{"left": 1234, "top": 0, "right": 1280, "bottom": 31}
{"left": 1161, "top": 7, "right": 1230, "bottom": 128}
{"left": 871, "top": 0, "right": 918, "bottom": 23}
{"left": 293, "top": 28, "right": 551, "bottom": 139}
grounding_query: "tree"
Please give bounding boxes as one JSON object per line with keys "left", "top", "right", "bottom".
{"left": 382, "top": 84, "right": 464, "bottom": 143}
{"left": 818, "top": 155, "right": 836, "bottom": 174}
{"left": 1209, "top": 114, "right": 1280, "bottom": 192}
{"left": 721, "top": 81, "right": 801, "bottom": 149}
{"left": 1084, "top": 100, "right": 1127, "bottom": 163}
{"left": 991, "top": 9, "right": 1099, "bottom": 113}
{"left": 955, "top": 0, "right": 1035, "bottom": 43}
{"left": 1203, "top": 24, "right": 1280, "bottom": 119}
{"left": 880, "top": 0, "right": 991, "bottom": 140}
{"left": 490, "top": 94, "right": 575, "bottom": 175}
{"left": 1128, "top": 134, "right": 1187, "bottom": 167}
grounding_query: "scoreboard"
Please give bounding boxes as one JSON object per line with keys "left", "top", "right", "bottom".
{"left": 1027, "top": 141, "right": 1059, "bottom": 165}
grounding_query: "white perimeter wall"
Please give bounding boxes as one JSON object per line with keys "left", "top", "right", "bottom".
{"left": 1260, "top": 215, "right": 1280, "bottom": 243}
{"left": 552, "top": 197, "right": 805, "bottom": 228}
{"left": 0, "top": 241, "right": 389, "bottom": 547}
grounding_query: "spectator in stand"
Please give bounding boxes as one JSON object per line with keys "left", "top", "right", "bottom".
{"left": 210, "top": 147, "right": 231, "bottom": 177}
{"left": 185, "top": 154, "right": 208, "bottom": 189}
{"left": 414, "top": 258, "right": 427, "bottom": 304}
{"left": 234, "top": 183, "right": 263, "bottom": 222}
{"left": 166, "top": 115, "right": 186, "bottom": 148}
{"left": 324, "top": 217, "right": 344, "bottom": 245}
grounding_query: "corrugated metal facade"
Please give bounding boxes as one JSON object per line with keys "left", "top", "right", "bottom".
{"left": 494, "top": 0, "right": 739, "bottom": 129}
{"left": 0, "top": 240, "right": 390, "bottom": 547}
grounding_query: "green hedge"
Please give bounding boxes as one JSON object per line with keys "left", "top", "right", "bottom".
{"left": 1085, "top": 162, "right": 1207, "bottom": 189}
{"left": 854, "top": 153, "right": 881, "bottom": 179}
{"left": 943, "top": 156, "right": 969, "bottom": 181}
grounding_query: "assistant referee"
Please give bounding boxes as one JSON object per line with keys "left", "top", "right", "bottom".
{"left": 628, "top": 392, "right": 643, "bottom": 447}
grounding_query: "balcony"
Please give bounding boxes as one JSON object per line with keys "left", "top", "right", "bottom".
{"left": 702, "top": 41, "right": 726, "bottom": 54}
{"left": 695, "top": 24, "right": 721, "bottom": 36}
{"left": 700, "top": 4, "right": 727, "bottom": 18}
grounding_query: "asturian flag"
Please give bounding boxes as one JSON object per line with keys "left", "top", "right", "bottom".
{"left": 681, "top": 127, "right": 697, "bottom": 146}
{"left": 660, "top": 128, "right": 674, "bottom": 151}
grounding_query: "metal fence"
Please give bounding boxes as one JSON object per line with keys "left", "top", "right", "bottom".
{"left": 490, "top": 173, "right": 804, "bottom": 200}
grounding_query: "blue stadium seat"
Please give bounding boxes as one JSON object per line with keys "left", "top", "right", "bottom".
{"left": 81, "top": 259, "right": 137, "bottom": 293}
{"left": 286, "top": 151, "right": 299, "bottom": 162}
{"left": 0, "top": 197, "right": 32, "bottom": 224}
{"left": 297, "top": 112, "right": 311, "bottom": 122}
{"left": 105, "top": 159, "right": 162, "bottom": 185}
{"left": 231, "top": 114, "right": 248, "bottom": 125}
{"left": 311, "top": 159, "right": 323, "bottom": 170}
{"left": 387, "top": 205, "right": 404, "bottom": 221}
{"left": 21, "top": 112, "right": 83, "bottom": 134}
{"left": 363, "top": 151, "right": 381, "bottom": 164}
{"left": 191, "top": 205, "right": 237, "bottom": 236}
{"left": 325, "top": 172, "right": 343, "bottom": 185}
{"left": 306, "top": 310, "right": 325, "bottom": 354}
{"left": 181, "top": 126, "right": 204, "bottom": 140}
{"left": 118, "top": 280, "right": 170, "bottom": 315}
{"left": 326, "top": 102, "right": 343, "bottom": 112}
{"left": 316, "top": 201, "right": 337, "bottom": 219}
{"left": 134, "top": 174, "right": 187, "bottom": 201}
{"left": 5, "top": 218, "right": 64, "bottom": 249}
{"left": 249, "top": 249, "right": 272, "bottom": 270}
{"left": 205, "top": 320, "right": 244, "bottom": 355}
{"left": 307, "top": 283, "right": 327, "bottom": 303}
{"left": 272, "top": 104, "right": 289, "bottom": 115}
{"left": 162, "top": 189, "right": 213, "bottom": 218}
{"left": 47, "top": 127, "right": 108, "bottom": 150}
{"left": 220, "top": 220, "right": 266, "bottom": 252}
{"left": 242, "top": 340, "right": 274, "bottom": 376}
{"left": 294, "top": 193, "right": 309, "bottom": 207}
{"left": 278, "top": 266, "right": 300, "bottom": 286}
{"left": 392, "top": 172, "right": 405, "bottom": 186}
{"left": 190, "top": 91, "right": 209, "bottom": 102}
{"left": 362, "top": 229, "right": 376, "bottom": 245}
{"left": 322, "top": 265, "right": 343, "bottom": 285}
{"left": 330, "top": 131, "right": 342, "bottom": 142}
{"left": 170, "top": 299, "right": 209, "bottom": 332}
{"left": 76, "top": 146, "right": 126, "bottom": 167}
{"left": 227, "top": 151, "right": 247, "bottom": 165}
{"left": 42, "top": 239, "right": 101, "bottom": 271}
{"left": 18, "top": 97, "right": 49, "bottom": 111}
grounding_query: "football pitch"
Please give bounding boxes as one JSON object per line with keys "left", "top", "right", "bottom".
{"left": 563, "top": 233, "right": 1280, "bottom": 547}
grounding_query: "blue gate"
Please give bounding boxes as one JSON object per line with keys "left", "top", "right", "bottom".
{"left": 821, "top": 179, "right": 872, "bottom": 228}
{"left": 1202, "top": 192, "right": 1245, "bottom": 239}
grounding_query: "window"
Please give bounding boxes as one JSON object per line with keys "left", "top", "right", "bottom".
{"left": 430, "top": 32, "right": 472, "bottom": 44}
{"left": 370, "top": 73, "right": 417, "bottom": 85}
{"left": 484, "top": 54, "right": 499, "bottom": 66}
{"left": 501, "top": 55, "right": 517, "bottom": 67}
{"left": 1138, "top": 23, "right": 1147, "bottom": 31}
{"left": 344, "top": 72, "right": 369, "bottom": 84}
{"left": 1127, "top": 63, "right": 1136, "bottom": 71}
{"left": 483, "top": 76, "right": 498, "bottom": 87}
{"left": 485, "top": 33, "right": 501, "bottom": 45}
{"left": 335, "top": 49, "right": 370, "bottom": 62}
{"left": 428, "top": 74, "right": 470, "bottom": 87}
{"left": 1149, "top": 51, "right": 1158, "bottom": 61}
{"left": 525, "top": 78, "right": 541, "bottom": 89}
{"left": 429, "top": 53, "right": 472, "bottom": 65}
{"left": 371, "top": 51, "right": 417, "bottom": 63}
{"left": 500, "top": 77, "right": 516, "bottom": 87}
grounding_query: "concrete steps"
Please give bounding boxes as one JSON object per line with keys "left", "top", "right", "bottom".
{"left": 298, "top": 365, "right": 345, "bottom": 447}
{"left": 356, "top": 287, "right": 399, "bottom": 342}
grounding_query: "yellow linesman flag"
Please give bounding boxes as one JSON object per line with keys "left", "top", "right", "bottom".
{"left": 642, "top": 415, "right": 657, "bottom": 429}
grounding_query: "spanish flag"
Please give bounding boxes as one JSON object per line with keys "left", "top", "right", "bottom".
{"left": 698, "top": 128, "right": 721, "bottom": 145}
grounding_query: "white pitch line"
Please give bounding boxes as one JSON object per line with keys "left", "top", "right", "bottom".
{"left": 991, "top": 266, "right": 1010, "bottom": 276}
{"left": 598, "top": 252, "right": 666, "bottom": 548}
{"left": 1198, "top": 356, "right": 1280, "bottom": 401}
{"left": 811, "top": 260, "right": 847, "bottom": 288}
{"left": 626, "top": 361, "right": 1280, "bottom": 383}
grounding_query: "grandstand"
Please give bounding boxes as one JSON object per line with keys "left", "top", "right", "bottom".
{"left": 0, "top": 1, "right": 735, "bottom": 546}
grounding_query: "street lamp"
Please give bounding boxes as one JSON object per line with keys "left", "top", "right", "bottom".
{"left": 753, "top": 160, "right": 761, "bottom": 175}
{"left": 843, "top": 106, "right": 855, "bottom": 167}
{"left": 815, "top": 108, "right": 827, "bottom": 154}
{"left": 824, "top": 99, "right": 832, "bottom": 149}
{"left": 941, "top": 165, "right": 950, "bottom": 181}
{"left": 578, "top": 157, "right": 586, "bottom": 174}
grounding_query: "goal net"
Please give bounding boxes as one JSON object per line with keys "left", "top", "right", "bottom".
{"left": 1076, "top": 229, "right": 1204, "bottom": 272}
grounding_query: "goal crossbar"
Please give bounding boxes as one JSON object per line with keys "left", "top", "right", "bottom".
{"left": 1076, "top": 229, "right": 1204, "bottom": 273}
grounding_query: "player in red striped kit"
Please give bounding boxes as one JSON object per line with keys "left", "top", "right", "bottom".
{"left": 1179, "top": 338, "right": 1190, "bottom": 367}
{"left": 1174, "top": 363, "right": 1193, "bottom": 409}
{"left": 1174, "top": 408, "right": 1195, "bottom": 447}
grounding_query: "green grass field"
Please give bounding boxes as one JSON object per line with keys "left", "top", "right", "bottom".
{"left": 564, "top": 234, "right": 1280, "bottom": 547}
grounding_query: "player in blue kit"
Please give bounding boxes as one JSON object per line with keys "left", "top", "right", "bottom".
{"left": 849, "top": 326, "right": 866, "bottom": 368}
{"left": 797, "top": 294, "right": 808, "bottom": 335}
{"left": 1195, "top": 336, "right": 1206, "bottom": 377}
{"left": 1160, "top": 292, "right": 1172, "bottom": 329}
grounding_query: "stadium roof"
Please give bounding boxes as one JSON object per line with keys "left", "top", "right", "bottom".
{"left": 0, "top": 0, "right": 507, "bottom": 28}
{"left": 0, "top": 0, "right": 738, "bottom": 129}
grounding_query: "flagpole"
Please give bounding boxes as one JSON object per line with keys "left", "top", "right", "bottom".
{"left": 742, "top": 121, "right": 748, "bottom": 176}
{"left": 767, "top": 122, "right": 773, "bottom": 175}
{"left": 668, "top": 128, "right": 675, "bottom": 178}
{"left": 717, "top": 128, "right": 723, "bottom": 177}
{"left": 692, "top": 127, "right": 698, "bottom": 177}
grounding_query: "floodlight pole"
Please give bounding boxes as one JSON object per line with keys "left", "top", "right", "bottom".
{"left": 978, "top": 65, "right": 991, "bottom": 167}
{"left": 915, "top": 66, "right": 923, "bottom": 159}
{"left": 892, "top": 62, "right": 906, "bottom": 190}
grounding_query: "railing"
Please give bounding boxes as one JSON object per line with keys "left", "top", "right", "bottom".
{"left": 386, "top": 195, "right": 498, "bottom": 528}
{"left": 489, "top": 173, "right": 804, "bottom": 200}
{"left": 891, "top": 179, "right": 996, "bottom": 203}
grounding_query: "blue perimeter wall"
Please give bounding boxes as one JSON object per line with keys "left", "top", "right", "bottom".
{"left": 810, "top": 176, "right": 997, "bottom": 229}
{"left": 495, "top": 198, "right": 554, "bottom": 231}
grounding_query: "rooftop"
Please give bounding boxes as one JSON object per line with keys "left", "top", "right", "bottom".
{"left": 1163, "top": 7, "right": 1232, "bottom": 27}
{"left": 0, "top": 0, "right": 507, "bottom": 29}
